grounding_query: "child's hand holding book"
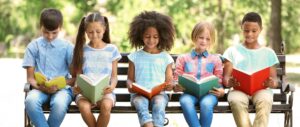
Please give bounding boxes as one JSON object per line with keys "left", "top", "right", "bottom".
{"left": 72, "top": 86, "right": 81, "bottom": 95}
{"left": 173, "top": 83, "right": 185, "bottom": 92}
{"left": 224, "top": 76, "right": 240, "bottom": 87}
{"left": 104, "top": 86, "right": 114, "bottom": 94}
{"left": 263, "top": 77, "right": 277, "bottom": 88}
{"left": 209, "top": 87, "right": 225, "bottom": 98}
{"left": 164, "top": 81, "right": 174, "bottom": 91}
{"left": 39, "top": 84, "right": 58, "bottom": 94}
{"left": 173, "top": 81, "right": 184, "bottom": 92}
{"left": 126, "top": 79, "right": 135, "bottom": 93}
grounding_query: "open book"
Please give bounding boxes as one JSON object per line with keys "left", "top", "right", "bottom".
{"left": 34, "top": 72, "right": 66, "bottom": 89}
{"left": 232, "top": 67, "right": 270, "bottom": 95}
{"left": 76, "top": 74, "right": 110, "bottom": 103}
{"left": 178, "top": 74, "right": 219, "bottom": 98}
{"left": 131, "top": 82, "right": 168, "bottom": 99}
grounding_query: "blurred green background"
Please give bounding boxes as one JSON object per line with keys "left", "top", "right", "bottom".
{"left": 0, "top": 0, "right": 299, "bottom": 58}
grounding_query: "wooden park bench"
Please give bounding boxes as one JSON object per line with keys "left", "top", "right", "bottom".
{"left": 24, "top": 52, "right": 295, "bottom": 127}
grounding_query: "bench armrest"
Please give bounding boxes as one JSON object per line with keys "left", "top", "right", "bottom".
{"left": 281, "top": 80, "right": 295, "bottom": 93}
{"left": 24, "top": 83, "right": 31, "bottom": 92}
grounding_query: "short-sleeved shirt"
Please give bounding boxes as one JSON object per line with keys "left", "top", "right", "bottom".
{"left": 82, "top": 44, "right": 121, "bottom": 82}
{"left": 22, "top": 37, "right": 74, "bottom": 80}
{"left": 223, "top": 43, "right": 279, "bottom": 72}
{"left": 128, "top": 49, "right": 174, "bottom": 89}
{"left": 174, "top": 50, "right": 223, "bottom": 85}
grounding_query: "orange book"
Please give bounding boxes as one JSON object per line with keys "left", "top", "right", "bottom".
{"left": 232, "top": 67, "right": 270, "bottom": 96}
{"left": 131, "top": 82, "right": 168, "bottom": 99}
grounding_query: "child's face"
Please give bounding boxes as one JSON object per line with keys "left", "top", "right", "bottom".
{"left": 41, "top": 26, "right": 60, "bottom": 42}
{"left": 85, "top": 22, "right": 105, "bottom": 43}
{"left": 143, "top": 27, "right": 159, "bottom": 50}
{"left": 241, "top": 21, "right": 261, "bottom": 44}
{"left": 194, "top": 28, "right": 211, "bottom": 52}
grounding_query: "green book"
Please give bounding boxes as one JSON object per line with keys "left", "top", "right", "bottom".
{"left": 76, "top": 74, "right": 110, "bottom": 103}
{"left": 178, "top": 75, "right": 219, "bottom": 98}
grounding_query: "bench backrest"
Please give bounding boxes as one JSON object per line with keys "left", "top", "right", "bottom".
{"left": 116, "top": 53, "right": 287, "bottom": 104}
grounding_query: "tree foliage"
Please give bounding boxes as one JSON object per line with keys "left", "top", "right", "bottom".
{"left": 0, "top": 0, "right": 299, "bottom": 57}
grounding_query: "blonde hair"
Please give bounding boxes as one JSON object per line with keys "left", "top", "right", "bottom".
{"left": 191, "top": 21, "right": 216, "bottom": 47}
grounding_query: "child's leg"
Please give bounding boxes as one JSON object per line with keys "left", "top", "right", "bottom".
{"left": 48, "top": 87, "right": 73, "bottom": 127}
{"left": 77, "top": 95, "right": 96, "bottom": 127}
{"left": 25, "top": 89, "right": 50, "bottom": 127}
{"left": 227, "top": 90, "right": 251, "bottom": 127}
{"left": 151, "top": 93, "right": 169, "bottom": 127}
{"left": 252, "top": 89, "right": 273, "bottom": 127}
{"left": 199, "top": 94, "right": 218, "bottom": 127}
{"left": 179, "top": 93, "right": 200, "bottom": 127}
{"left": 131, "top": 94, "right": 152, "bottom": 126}
{"left": 97, "top": 93, "right": 115, "bottom": 127}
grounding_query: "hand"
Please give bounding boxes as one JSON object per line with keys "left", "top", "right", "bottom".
{"left": 104, "top": 86, "right": 114, "bottom": 94}
{"left": 127, "top": 83, "right": 134, "bottom": 93}
{"left": 173, "top": 84, "right": 185, "bottom": 92}
{"left": 164, "top": 82, "right": 174, "bottom": 91}
{"left": 209, "top": 87, "right": 225, "bottom": 98}
{"left": 47, "top": 85, "right": 58, "bottom": 94}
{"left": 72, "top": 86, "right": 81, "bottom": 95}
{"left": 39, "top": 84, "right": 58, "bottom": 94}
{"left": 227, "top": 77, "right": 240, "bottom": 87}
{"left": 264, "top": 77, "right": 276, "bottom": 88}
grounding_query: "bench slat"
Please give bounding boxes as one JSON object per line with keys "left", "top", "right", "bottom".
{"left": 52, "top": 103, "right": 292, "bottom": 114}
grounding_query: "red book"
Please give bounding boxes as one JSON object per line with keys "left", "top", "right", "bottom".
{"left": 232, "top": 67, "right": 270, "bottom": 96}
{"left": 131, "top": 82, "right": 168, "bottom": 99}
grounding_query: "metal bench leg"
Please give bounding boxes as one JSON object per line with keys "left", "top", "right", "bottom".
{"left": 164, "top": 118, "right": 169, "bottom": 126}
{"left": 24, "top": 111, "right": 32, "bottom": 127}
{"left": 290, "top": 110, "right": 293, "bottom": 127}
{"left": 284, "top": 111, "right": 292, "bottom": 127}
{"left": 24, "top": 111, "right": 28, "bottom": 127}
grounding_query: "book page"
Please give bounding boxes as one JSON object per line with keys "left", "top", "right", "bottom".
{"left": 181, "top": 74, "right": 197, "bottom": 82}
{"left": 197, "top": 75, "right": 217, "bottom": 84}
{"left": 78, "top": 74, "right": 94, "bottom": 85}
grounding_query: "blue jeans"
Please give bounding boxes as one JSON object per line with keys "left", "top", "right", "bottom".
{"left": 25, "top": 88, "right": 73, "bottom": 127}
{"left": 179, "top": 93, "right": 218, "bottom": 127}
{"left": 131, "top": 93, "right": 169, "bottom": 127}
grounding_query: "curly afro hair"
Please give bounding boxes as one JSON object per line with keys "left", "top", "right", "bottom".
{"left": 128, "top": 11, "right": 175, "bottom": 51}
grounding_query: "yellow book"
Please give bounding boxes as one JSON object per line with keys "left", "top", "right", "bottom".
{"left": 34, "top": 72, "right": 67, "bottom": 89}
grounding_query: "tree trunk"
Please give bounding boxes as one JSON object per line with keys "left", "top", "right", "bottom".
{"left": 216, "top": 0, "right": 225, "bottom": 53}
{"left": 269, "top": 0, "right": 283, "bottom": 53}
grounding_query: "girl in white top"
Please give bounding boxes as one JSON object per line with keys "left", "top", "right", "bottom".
{"left": 72, "top": 12, "right": 121, "bottom": 127}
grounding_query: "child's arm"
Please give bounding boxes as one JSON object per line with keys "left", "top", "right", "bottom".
{"left": 26, "top": 67, "right": 39, "bottom": 89}
{"left": 173, "top": 56, "right": 185, "bottom": 92}
{"left": 104, "top": 59, "right": 118, "bottom": 94}
{"left": 164, "top": 63, "right": 174, "bottom": 91}
{"left": 66, "top": 66, "right": 76, "bottom": 87}
{"left": 127, "top": 60, "right": 135, "bottom": 93}
{"left": 264, "top": 66, "right": 278, "bottom": 88}
{"left": 223, "top": 60, "right": 239, "bottom": 87}
{"left": 209, "top": 56, "right": 225, "bottom": 98}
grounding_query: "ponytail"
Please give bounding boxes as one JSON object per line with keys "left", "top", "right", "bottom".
{"left": 72, "top": 17, "right": 86, "bottom": 74}
{"left": 102, "top": 16, "right": 111, "bottom": 43}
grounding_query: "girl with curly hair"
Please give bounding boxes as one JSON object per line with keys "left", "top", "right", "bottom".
{"left": 126, "top": 11, "right": 175, "bottom": 127}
